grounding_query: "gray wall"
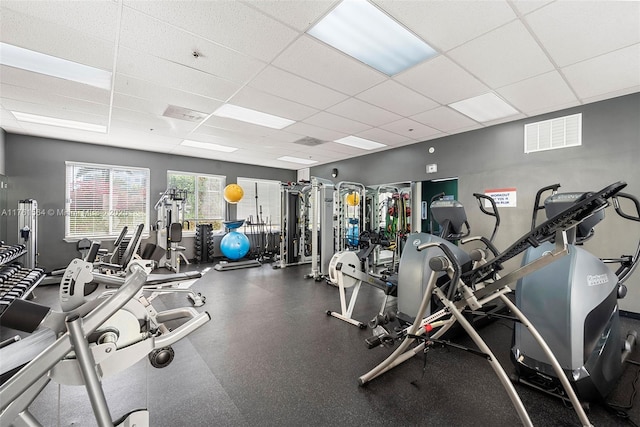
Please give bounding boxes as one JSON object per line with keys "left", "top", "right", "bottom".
{"left": 0, "top": 128, "right": 5, "bottom": 175}
{"left": 312, "top": 93, "right": 640, "bottom": 312}
{"left": 4, "top": 134, "right": 296, "bottom": 269}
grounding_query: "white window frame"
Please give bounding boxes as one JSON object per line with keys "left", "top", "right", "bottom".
{"left": 65, "top": 161, "right": 150, "bottom": 241}
{"left": 167, "top": 170, "right": 226, "bottom": 233}
{"left": 236, "top": 177, "right": 282, "bottom": 231}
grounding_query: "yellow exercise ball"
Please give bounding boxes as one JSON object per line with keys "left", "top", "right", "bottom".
{"left": 224, "top": 184, "right": 244, "bottom": 204}
{"left": 346, "top": 192, "right": 360, "bottom": 207}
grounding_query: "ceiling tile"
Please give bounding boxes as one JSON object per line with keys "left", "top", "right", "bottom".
{"left": 248, "top": 66, "right": 348, "bottom": 110}
{"left": 355, "top": 127, "right": 412, "bottom": 146}
{"left": 395, "top": 56, "right": 489, "bottom": 104}
{"left": 0, "top": 66, "right": 111, "bottom": 103}
{"left": 116, "top": 47, "right": 241, "bottom": 102}
{"left": 2, "top": 83, "right": 110, "bottom": 117}
{"left": 282, "top": 122, "right": 348, "bottom": 142}
{"left": 123, "top": 0, "right": 299, "bottom": 62}
{"left": 380, "top": 118, "right": 440, "bottom": 140}
{"left": 272, "top": 35, "right": 387, "bottom": 96}
{"left": 562, "top": 44, "right": 640, "bottom": 101}
{"left": 448, "top": 20, "right": 554, "bottom": 88}
{"left": 0, "top": 8, "right": 115, "bottom": 70}
{"left": 107, "top": 126, "right": 181, "bottom": 149}
{"left": 1, "top": 1, "right": 120, "bottom": 42}
{"left": 509, "top": 1, "right": 554, "bottom": 16}
{"left": 119, "top": 8, "right": 265, "bottom": 85}
{"left": 410, "top": 107, "right": 478, "bottom": 133}
{"left": 200, "top": 115, "right": 289, "bottom": 140}
{"left": 317, "top": 141, "right": 373, "bottom": 155}
{"left": 110, "top": 107, "right": 199, "bottom": 134}
{"left": 188, "top": 128, "right": 257, "bottom": 147}
{"left": 525, "top": 1, "right": 640, "bottom": 67}
{"left": 302, "top": 111, "right": 371, "bottom": 135}
{"left": 2, "top": 98, "right": 107, "bottom": 126}
{"left": 497, "top": 71, "right": 578, "bottom": 116}
{"left": 245, "top": 0, "right": 338, "bottom": 32}
{"left": 228, "top": 86, "right": 318, "bottom": 122}
{"left": 356, "top": 80, "right": 439, "bottom": 117}
{"left": 373, "top": 0, "right": 516, "bottom": 52}
{"left": 6, "top": 123, "right": 109, "bottom": 145}
{"left": 326, "top": 98, "right": 402, "bottom": 127}
{"left": 483, "top": 113, "right": 527, "bottom": 128}
{"left": 113, "top": 74, "right": 223, "bottom": 116}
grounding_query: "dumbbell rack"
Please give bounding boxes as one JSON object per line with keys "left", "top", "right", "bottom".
{"left": 0, "top": 244, "right": 46, "bottom": 316}
{"left": 194, "top": 224, "right": 215, "bottom": 264}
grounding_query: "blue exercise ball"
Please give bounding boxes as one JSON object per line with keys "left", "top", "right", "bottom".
{"left": 347, "top": 224, "right": 359, "bottom": 247}
{"left": 220, "top": 231, "right": 250, "bottom": 260}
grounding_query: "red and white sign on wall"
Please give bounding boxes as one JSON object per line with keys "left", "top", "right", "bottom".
{"left": 484, "top": 187, "right": 517, "bottom": 208}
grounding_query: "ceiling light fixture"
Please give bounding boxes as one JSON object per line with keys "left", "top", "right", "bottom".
{"left": 212, "top": 104, "right": 295, "bottom": 129}
{"left": 448, "top": 93, "right": 519, "bottom": 122}
{"left": 277, "top": 156, "right": 318, "bottom": 165}
{"left": 11, "top": 111, "right": 106, "bottom": 133}
{"left": 181, "top": 140, "right": 238, "bottom": 152}
{"left": 307, "top": 0, "right": 437, "bottom": 76}
{"left": 0, "top": 42, "right": 112, "bottom": 90}
{"left": 335, "top": 135, "right": 386, "bottom": 150}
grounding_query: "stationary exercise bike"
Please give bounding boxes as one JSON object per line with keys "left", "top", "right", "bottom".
{"left": 512, "top": 185, "right": 640, "bottom": 405}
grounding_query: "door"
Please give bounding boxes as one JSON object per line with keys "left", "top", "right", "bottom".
{"left": 421, "top": 178, "right": 458, "bottom": 234}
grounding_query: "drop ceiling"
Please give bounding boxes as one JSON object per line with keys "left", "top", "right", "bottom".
{"left": 0, "top": 0, "right": 638, "bottom": 170}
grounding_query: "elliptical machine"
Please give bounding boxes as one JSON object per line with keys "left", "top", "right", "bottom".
{"left": 512, "top": 184, "right": 640, "bottom": 404}
{"left": 366, "top": 192, "right": 500, "bottom": 347}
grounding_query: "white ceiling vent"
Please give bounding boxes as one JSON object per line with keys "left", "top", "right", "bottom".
{"left": 163, "top": 105, "right": 209, "bottom": 122}
{"left": 524, "top": 113, "right": 582, "bottom": 154}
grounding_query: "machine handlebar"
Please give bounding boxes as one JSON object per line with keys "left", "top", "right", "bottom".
{"left": 417, "top": 241, "right": 462, "bottom": 301}
{"left": 473, "top": 193, "right": 501, "bottom": 243}
{"left": 531, "top": 183, "right": 561, "bottom": 231}
{"left": 613, "top": 192, "right": 640, "bottom": 222}
{"left": 465, "top": 181, "right": 627, "bottom": 286}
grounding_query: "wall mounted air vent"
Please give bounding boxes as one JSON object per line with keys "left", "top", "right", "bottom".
{"left": 524, "top": 113, "right": 582, "bottom": 154}
{"left": 293, "top": 136, "right": 326, "bottom": 146}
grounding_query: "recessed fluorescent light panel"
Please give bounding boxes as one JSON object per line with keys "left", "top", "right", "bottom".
{"left": 277, "top": 156, "right": 318, "bottom": 165}
{"left": 212, "top": 104, "right": 295, "bottom": 129}
{"left": 335, "top": 136, "right": 386, "bottom": 150}
{"left": 449, "top": 93, "right": 519, "bottom": 122}
{"left": 11, "top": 111, "right": 106, "bottom": 133}
{"left": 307, "top": 0, "right": 437, "bottom": 76}
{"left": 0, "top": 42, "right": 112, "bottom": 90}
{"left": 181, "top": 140, "right": 238, "bottom": 152}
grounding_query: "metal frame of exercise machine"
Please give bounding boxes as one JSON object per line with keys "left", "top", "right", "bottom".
{"left": 18, "top": 199, "right": 38, "bottom": 269}
{"left": 155, "top": 188, "right": 189, "bottom": 273}
{"left": 359, "top": 181, "right": 628, "bottom": 427}
{"left": 278, "top": 182, "right": 313, "bottom": 268}
{"left": 0, "top": 259, "right": 210, "bottom": 427}
{"left": 306, "top": 177, "right": 334, "bottom": 281}
{"left": 334, "top": 181, "right": 366, "bottom": 253}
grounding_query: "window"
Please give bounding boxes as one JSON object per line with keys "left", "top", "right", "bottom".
{"left": 236, "top": 178, "right": 281, "bottom": 229}
{"left": 65, "top": 162, "right": 149, "bottom": 239}
{"left": 167, "top": 171, "right": 225, "bottom": 231}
